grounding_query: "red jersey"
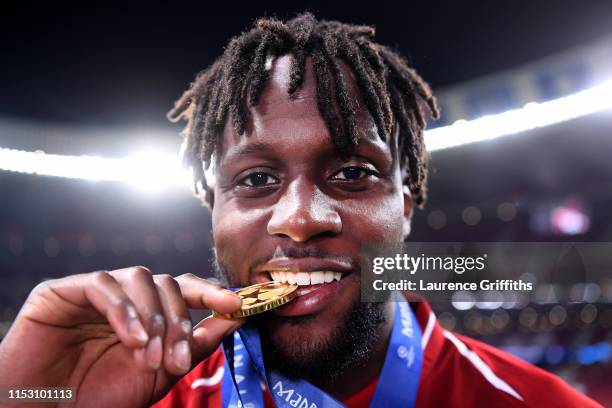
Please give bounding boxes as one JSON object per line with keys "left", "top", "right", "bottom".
{"left": 153, "top": 300, "right": 601, "bottom": 407}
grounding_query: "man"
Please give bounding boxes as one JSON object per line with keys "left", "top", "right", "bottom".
{"left": 0, "top": 13, "right": 601, "bottom": 408}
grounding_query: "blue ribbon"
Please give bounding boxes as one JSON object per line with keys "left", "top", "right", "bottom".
{"left": 222, "top": 294, "right": 422, "bottom": 408}
{"left": 222, "top": 331, "right": 264, "bottom": 408}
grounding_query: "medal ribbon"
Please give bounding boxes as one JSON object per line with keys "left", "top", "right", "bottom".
{"left": 221, "top": 294, "right": 423, "bottom": 408}
{"left": 221, "top": 330, "right": 264, "bottom": 408}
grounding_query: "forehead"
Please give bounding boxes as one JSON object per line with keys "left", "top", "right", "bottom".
{"left": 216, "top": 54, "right": 393, "bottom": 164}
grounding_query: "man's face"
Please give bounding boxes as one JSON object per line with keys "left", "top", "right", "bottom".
{"left": 210, "top": 55, "right": 410, "bottom": 374}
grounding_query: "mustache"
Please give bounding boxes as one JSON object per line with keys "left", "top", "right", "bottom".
{"left": 212, "top": 246, "right": 360, "bottom": 287}
{"left": 250, "top": 246, "right": 359, "bottom": 271}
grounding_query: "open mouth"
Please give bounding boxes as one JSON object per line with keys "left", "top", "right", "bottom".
{"left": 253, "top": 257, "right": 355, "bottom": 310}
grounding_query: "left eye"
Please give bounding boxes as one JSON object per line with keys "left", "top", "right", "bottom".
{"left": 239, "top": 172, "right": 279, "bottom": 187}
{"left": 332, "top": 167, "right": 375, "bottom": 180}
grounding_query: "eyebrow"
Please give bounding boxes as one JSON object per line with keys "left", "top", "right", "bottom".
{"left": 220, "top": 142, "right": 273, "bottom": 164}
{"left": 220, "top": 136, "right": 392, "bottom": 168}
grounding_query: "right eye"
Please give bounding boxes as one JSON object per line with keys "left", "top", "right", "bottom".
{"left": 237, "top": 172, "right": 279, "bottom": 187}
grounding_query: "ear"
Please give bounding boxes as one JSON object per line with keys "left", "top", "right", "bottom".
{"left": 402, "top": 183, "right": 414, "bottom": 241}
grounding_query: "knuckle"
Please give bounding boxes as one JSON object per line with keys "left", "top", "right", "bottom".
{"left": 108, "top": 298, "right": 133, "bottom": 317}
{"left": 157, "top": 273, "right": 173, "bottom": 281}
{"left": 90, "top": 270, "right": 112, "bottom": 284}
{"left": 131, "top": 265, "right": 152, "bottom": 274}
{"left": 129, "top": 266, "right": 152, "bottom": 279}
{"left": 168, "top": 316, "right": 192, "bottom": 338}
{"left": 157, "top": 275, "right": 181, "bottom": 292}
{"left": 177, "top": 272, "right": 195, "bottom": 281}
{"left": 179, "top": 319, "right": 193, "bottom": 337}
{"left": 148, "top": 313, "right": 166, "bottom": 332}
{"left": 155, "top": 273, "right": 175, "bottom": 285}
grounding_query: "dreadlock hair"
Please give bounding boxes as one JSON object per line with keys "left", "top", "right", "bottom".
{"left": 168, "top": 13, "right": 439, "bottom": 207}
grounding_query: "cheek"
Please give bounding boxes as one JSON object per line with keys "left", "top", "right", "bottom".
{"left": 343, "top": 192, "right": 404, "bottom": 243}
{"left": 212, "top": 201, "right": 269, "bottom": 281}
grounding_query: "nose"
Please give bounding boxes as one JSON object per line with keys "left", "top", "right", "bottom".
{"left": 267, "top": 178, "right": 342, "bottom": 242}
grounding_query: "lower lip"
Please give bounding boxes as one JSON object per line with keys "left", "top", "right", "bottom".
{"left": 274, "top": 274, "right": 354, "bottom": 317}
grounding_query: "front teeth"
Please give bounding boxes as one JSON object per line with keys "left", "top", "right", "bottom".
{"left": 286, "top": 272, "right": 297, "bottom": 285}
{"left": 324, "top": 271, "right": 334, "bottom": 283}
{"left": 296, "top": 272, "right": 310, "bottom": 285}
{"left": 310, "top": 271, "right": 325, "bottom": 285}
{"left": 270, "top": 271, "right": 342, "bottom": 285}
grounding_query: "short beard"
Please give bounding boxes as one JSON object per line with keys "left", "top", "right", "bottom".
{"left": 256, "top": 298, "right": 387, "bottom": 385}
{"left": 213, "top": 253, "right": 390, "bottom": 384}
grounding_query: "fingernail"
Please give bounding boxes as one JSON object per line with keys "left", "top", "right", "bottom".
{"left": 146, "top": 336, "right": 162, "bottom": 370}
{"left": 173, "top": 340, "right": 191, "bottom": 372}
{"left": 128, "top": 318, "right": 149, "bottom": 343}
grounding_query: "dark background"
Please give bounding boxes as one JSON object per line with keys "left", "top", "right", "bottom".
{"left": 1, "top": 1, "right": 611, "bottom": 404}
{"left": 2, "top": 1, "right": 612, "bottom": 126}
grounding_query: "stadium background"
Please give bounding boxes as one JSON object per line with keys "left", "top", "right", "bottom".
{"left": 1, "top": 1, "right": 611, "bottom": 405}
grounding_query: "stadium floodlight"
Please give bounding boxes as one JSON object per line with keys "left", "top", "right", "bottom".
{"left": 0, "top": 79, "right": 611, "bottom": 186}
{"left": 0, "top": 146, "right": 191, "bottom": 192}
{"left": 425, "top": 79, "right": 612, "bottom": 151}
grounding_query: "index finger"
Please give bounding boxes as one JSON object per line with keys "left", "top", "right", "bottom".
{"left": 174, "top": 273, "right": 242, "bottom": 314}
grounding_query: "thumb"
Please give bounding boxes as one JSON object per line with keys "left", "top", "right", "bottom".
{"left": 190, "top": 315, "right": 245, "bottom": 363}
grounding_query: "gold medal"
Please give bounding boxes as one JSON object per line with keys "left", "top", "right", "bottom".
{"left": 212, "top": 281, "right": 298, "bottom": 319}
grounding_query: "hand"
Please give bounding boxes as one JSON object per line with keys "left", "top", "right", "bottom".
{"left": 0, "top": 267, "right": 244, "bottom": 408}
